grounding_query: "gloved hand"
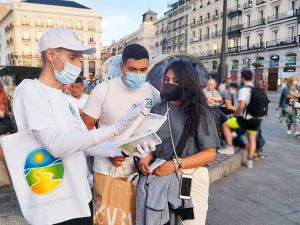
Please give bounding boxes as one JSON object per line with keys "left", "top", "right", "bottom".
{"left": 133, "top": 141, "right": 156, "bottom": 158}
{"left": 112, "top": 101, "right": 146, "bottom": 136}
{"left": 84, "top": 140, "right": 123, "bottom": 157}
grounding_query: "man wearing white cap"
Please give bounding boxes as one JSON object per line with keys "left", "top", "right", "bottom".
{"left": 12, "top": 28, "right": 146, "bottom": 225}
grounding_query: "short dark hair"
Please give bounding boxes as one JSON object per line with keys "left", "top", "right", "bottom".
{"left": 229, "top": 82, "right": 239, "bottom": 89}
{"left": 74, "top": 77, "right": 83, "bottom": 85}
{"left": 241, "top": 70, "right": 253, "bottom": 81}
{"left": 122, "top": 44, "right": 149, "bottom": 64}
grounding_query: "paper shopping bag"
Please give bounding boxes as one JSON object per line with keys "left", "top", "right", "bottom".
{"left": 93, "top": 173, "right": 136, "bottom": 225}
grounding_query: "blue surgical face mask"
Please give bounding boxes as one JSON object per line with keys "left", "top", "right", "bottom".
{"left": 52, "top": 51, "right": 82, "bottom": 85}
{"left": 123, "top": 64, "right": 147, "bottom": 89}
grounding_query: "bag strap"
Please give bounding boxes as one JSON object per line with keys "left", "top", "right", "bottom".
{"left": 167, "top": 103, "right": 195, "bottom": 158}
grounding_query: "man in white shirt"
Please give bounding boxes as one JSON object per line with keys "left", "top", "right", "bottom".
{"left": 70, "top": 77, "right": 89, "bottom": 115}
{"left": 203, "top": 79, "right": 222, "bottom": 107}
{"left": 221, "top": 70, "right": 262, "bottom": 169}
{"left": 82, "top": 44, "right": 161, "bottom": 224}
{"left": 13, "top": 28, "right": 145, "bottom": 225}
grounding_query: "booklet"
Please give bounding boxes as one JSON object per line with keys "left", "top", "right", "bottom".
{"left": 114, "top": 113, "right": 167, "bottom": 156}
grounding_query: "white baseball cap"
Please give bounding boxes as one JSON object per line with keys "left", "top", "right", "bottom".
{"left": 39, "top": 28, "right": 96, "bottom": 55}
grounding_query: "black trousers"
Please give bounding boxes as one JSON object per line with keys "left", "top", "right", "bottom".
{"left": 54, "top": 201, "right": 93, "bottom": 225}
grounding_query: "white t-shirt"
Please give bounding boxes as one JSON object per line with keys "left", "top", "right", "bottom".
{"left": 238, "top": 82, "right": 253, "bottom": 119}
{"left": 71, "top": 93, "right": 89, "bottom": 110}
{"left": 84, "top": 77, "right": 161, "bottom": 177}
{"left": 13, "top": 79, "right": 92, "bottom": 223}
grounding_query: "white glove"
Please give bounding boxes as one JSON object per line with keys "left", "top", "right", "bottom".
{"left": 133, "top": 141, "right": 156, "bottom": 158}
{"left": 84, "top": 140, "right": 123, "bottom": 157}
{"left": 112, "top": 101, "right": 146, "bottom": 136}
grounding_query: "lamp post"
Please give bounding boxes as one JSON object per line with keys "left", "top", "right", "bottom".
{"left": 217, "top": 0, "right": 228, "bottom": 84}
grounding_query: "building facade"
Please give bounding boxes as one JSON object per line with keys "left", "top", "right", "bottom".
{"left": 227, "top": 0, "right": 300, "bottom": 91}
{"left": 115, "top": 10, "right": 157, "bottom": 58}
{"left": 0, "top": 0, "right": 102, "bottom": 79}
{"left": 153, "top": 0, "right": 190, "bottom": 57}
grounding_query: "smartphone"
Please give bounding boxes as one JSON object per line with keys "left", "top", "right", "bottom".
{"left": 149, "top": 158, "right": 166, "bottom": 172}
{"left": 179, "top": 174, "right": 193, "bottom": 200}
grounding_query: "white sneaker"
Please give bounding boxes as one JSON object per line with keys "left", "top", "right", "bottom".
{"left": 246, "top": 159, "right": 253, "bottom": 169}
{"left": 218, "top": 146, "right": 235, "bottom": 155}
{"left": 294, "top": 131, "right": 300, "bottom": 137}
{"left": 287, "top": 130, "right": 292, "bottom": 135}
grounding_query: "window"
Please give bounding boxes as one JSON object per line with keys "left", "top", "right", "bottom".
{"left": 285, "top": 53, "right": 296, "bottom": 66}
{"left": 22, "top": 30, "right": 30, "bottom": 40}
{"left": 199, "top": 16, "right": 203, "bottom": 23}
{"left": 66, "top": 20, "right": 72, "bottom": 28}
{"left": 23, "top": 45, "right": 30, "bottom": 55}
{"left": 207, "top": 13, "right": 210, "bottom": 19}
{"left": 193, "top": 3, "right": 196, "bottom": 11}
{"left": 214, "top": 24, "right": 218, "bottom": 32}
{"left": 245, "top": 36, "right": 250, "bottom": 48}
{"left": 270, "top": 55, "right": 280, "bottom": 67}
{"left": 77, "top": 21, "right": 82, "bottom": 29}
{"left": 36, "top": 17, "right": 42, "bottom": 26}
{"left": 272, "top": 30, "right": 278, "bottom": 42}
{"left": 89, "top": 35, "right": 94, "bottom": 44}
{"left": 47, "top": 18, "right": 52, "bottom": 27}
{"left": 199, "top": 29, "right": 202, "bottom": 40}
{"left": 22, "top": 16, "right": 28, "bottom": 25}
{"left": 193, "top": 18, "right": 196, "bottom": 26}
{"left": 232, "top": 60, "right": 239, "bottom": 70}
{"left": 243, "top": 58, "right": 251, "bottom": 68}
{"left": 259, "top": 11, "right": 264, "bottom": 20}
{"left": 247, "top": 14, "right": 251, "bottom": 26}
{"left": 36, "top": 31, "right": 42, "bottom": 41}
{"left": 289, "top": 27, "right": 295, "bottom": 39}
{"left": 256, "top": 57, "right": 264, "bottom": 68}
{"left": 206, "top": 27, "right": 209, "bottom": 35}
{"left": 291, "top": 1, "right": 295, "bottom": 10}
{"left": 212, "top": 61, "right": 218, "bottom": 69}
{"left": 258, "top": 33, "right": 263, "bottom": 46}
{"left": 89, "top": 61, "right": 96, "bottom": 75}
{"left": 274, "top": 6, "right": 279, "bottom": 18}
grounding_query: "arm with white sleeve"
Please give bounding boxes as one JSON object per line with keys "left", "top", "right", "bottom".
{"left": 13, "top": 84, "right": 145, "bottom": 158}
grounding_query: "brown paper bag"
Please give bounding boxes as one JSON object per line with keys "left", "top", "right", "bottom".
{"left": 93, "top": 173, "right": 136, "bottom": 225}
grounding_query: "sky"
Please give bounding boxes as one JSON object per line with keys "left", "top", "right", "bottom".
{"left": 0, "top": 0, "right": 170, "bottom": 45}
{"left": 76, "top": 0, "right": 169, "bottom": 45}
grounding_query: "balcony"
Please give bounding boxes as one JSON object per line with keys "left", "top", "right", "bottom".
{"left": 198, "top": 49, "right": 221, "bottom": 59}
{"left": 243, "top": 1, "right": 253, "bottom": 10}
{"left": 204, "top": 17, "right": 211, "bottom": 24}
{"left": 266, "top": 37, "right": 298, "bottom": 48}
{"left": 190, "top": 37, "right": 201, "bottom": 43}
{"left": 212, "top": 14, "right": 219, "bottom": 21}
{"left": 21, "top": 21, "right": 30, "bottom": 26}
{"left": 211, "top": 30, "right": 222, "bottom": 38}
{"left": 256, "top": 0, "right": 266, "bottom": 6}
{"left": 204, "top": 34, "right": 210, "bottom": 40}
{"left": 240, "top": 43, "right": 265, "bottom": 52}
{"left": 228, "top": 24, "right": 243, "bottom": 38}
{"left": 197, "top": 20, "right": 203, "bottom": 26}
{"left": 228, "top": 5, "right": 242, "bottom": 17}
{"left": 267, "top": 10, "right": 298, "bottom": 23}
{"left": 190, "top": 22, "right": 196, "bottom": 28}
{"left": 227, "top": 46, "right": 241, "bottom": 54}
{"left": 243, "top": 18, "right": 266, "bottom": 29}
{"left": 22, "top": 37, "right": 31, "bottom": 41}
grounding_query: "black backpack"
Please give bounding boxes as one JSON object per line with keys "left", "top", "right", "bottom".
{"left": 244, "top": 86, "right": 269, "bottom": 118}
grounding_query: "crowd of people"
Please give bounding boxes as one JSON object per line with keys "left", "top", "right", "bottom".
{"left": 0, "top": 27, "right": 272, "bottom": 225}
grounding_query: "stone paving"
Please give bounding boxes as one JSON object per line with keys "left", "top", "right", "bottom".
{"left": 207, "top": 92, "right": 300, "bottom": 225}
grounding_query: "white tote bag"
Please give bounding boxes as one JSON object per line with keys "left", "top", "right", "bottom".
{"left": 1, "top": 131, "right": 86, "bottom": 225}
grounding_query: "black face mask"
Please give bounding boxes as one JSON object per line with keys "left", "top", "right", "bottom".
{"left": 161, "top": 83, "right": 182, "bottom": 101}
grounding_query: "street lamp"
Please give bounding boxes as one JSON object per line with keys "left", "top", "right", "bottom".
{"left": 217, "top": 0, "right": 228, "bottom": 84}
